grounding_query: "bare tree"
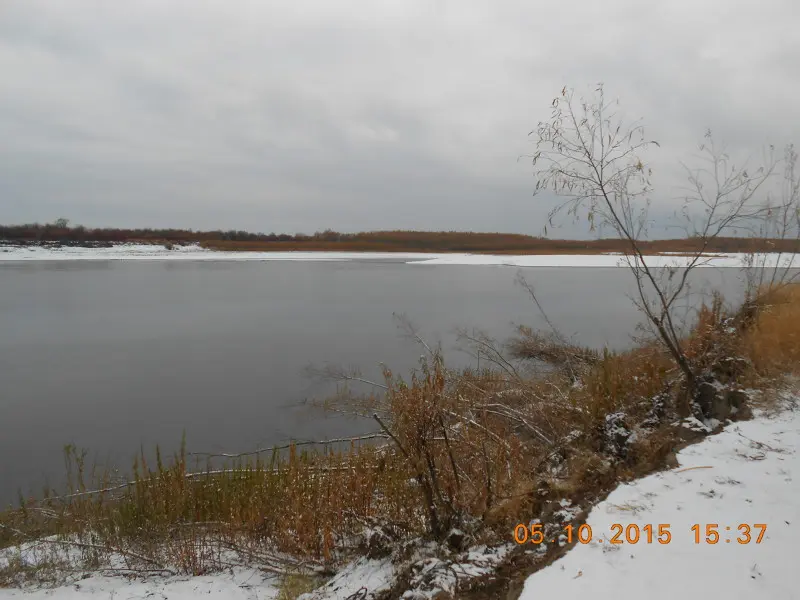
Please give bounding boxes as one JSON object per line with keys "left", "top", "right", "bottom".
{"left": 528, "top": 84, "right": 796, "bottom": 399}
{"left": 742, "top": 143, "right": 800, "bottom": 300}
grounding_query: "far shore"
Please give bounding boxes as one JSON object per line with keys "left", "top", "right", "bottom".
{"left": 2, "top": 241, "right": 798, "bottom": 269}
{"left": 3, "top": 237, "right": 800, "bottom": 257}
{"left": 3, "top": 224, "right": 800, "bottom": 256}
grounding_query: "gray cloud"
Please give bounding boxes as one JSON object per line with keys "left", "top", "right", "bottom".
{"left": 1, "top": 0, "right": 798, "bottom": 236}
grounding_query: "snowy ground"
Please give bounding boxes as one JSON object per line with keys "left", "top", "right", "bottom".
{"left": 0, "top": 568, "right": 282, "bottom": 600}
{"left": 520, "top": 395, "right": 799, "bottom": 600}
{"left": 1, "top": 243, "right": 797, "bottom": 268}
{"left": 2, "top": 397, "right": 796, "bottom": 598}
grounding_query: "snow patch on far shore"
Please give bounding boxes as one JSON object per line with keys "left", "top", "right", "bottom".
{"left": 1, "top": 243, "right": 798, "bottom": 268}
{"left": 409, "top": 252, "right": 799, "bottom": 268}
{"left": 0, "top": 243, "right": 441, "bottom": 263}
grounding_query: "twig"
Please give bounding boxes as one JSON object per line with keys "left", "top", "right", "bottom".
{"left": 393, "top": 312, "right": 435, "bottom": 357}
{"left": 372, "top": 412, "right": 442, "bottom": 538}
{"left": 32, "top": 463, "right": 384, "bottom": 504}
{"left": 344, "top": 588, "right": 369, "bottom": 600}
{"left": 372, "top": 414, "right": 411, "bottom": 460}
{"left": 481, "top": 441, "right": 492, "bottom": 514}
{"left": 736, "top": 432, "right": 785, "bottom": 453}
{"left": 189, "top": 433, "right": 389, "bottom": 458}
{"left": 444, "top": 408, "right": 511, "bottom": 450}
{"left": 438, "top": 414, "right": 461, "bottom": 496}
{"left": 673, "top": 465, "right": 713, "bottom": 473}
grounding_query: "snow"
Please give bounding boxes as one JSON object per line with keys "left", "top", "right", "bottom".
{"left": 0, "top": 243, "right": 797, "bottom": 268}
{"left": 0, "top": 568, "right": 279, "bottom": 599}
{"left": 520, "top": 396, "right": 800, "bottom": 600}
{"left": 0, "top": 244, "right": 442, "bottom": 263}
{"left": 397, "top": 543, "right": 513, "bottom": 599}
{"left": 409, "top": 252, "right": 799, "bottom": 268}
{"left": 298, "top": 557, "right": 395, "bottom": 600}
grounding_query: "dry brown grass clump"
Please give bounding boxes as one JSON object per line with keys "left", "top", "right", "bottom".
{"left": 508, "top": 326, "right": 599, "bottom": 372}
{"left": 740, "top": 284, "right": 800, "bottom": 376}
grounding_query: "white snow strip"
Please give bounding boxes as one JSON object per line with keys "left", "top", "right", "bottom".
{"left": 520, "top": 399, "right": 800, "bottom": 600}
{"left": 0, "top": 567, "right": 279, "bottom": 599}
{"left": 0, "top": 244, "right": 442, "bottom": 263}
{"left": 1, "top": 243, "right": 797, "bottom": 268}
{"left": 408, "top": 252, "right": 800, "bottom": 268}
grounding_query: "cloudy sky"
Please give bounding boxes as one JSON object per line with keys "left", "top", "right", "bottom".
{"left": 1, "top": 0, "right": 797, "bottom": 237}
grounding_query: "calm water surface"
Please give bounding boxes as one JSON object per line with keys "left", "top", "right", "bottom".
{"left": 0, "top": 259, "right": 752, "bottom": 503}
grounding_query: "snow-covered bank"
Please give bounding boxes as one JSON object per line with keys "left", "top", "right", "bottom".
{"left": 1, "top": 243, "right": 798, "bottom": 268}
{"left": 520, "top": 393, "right": 799, "bottom": 600}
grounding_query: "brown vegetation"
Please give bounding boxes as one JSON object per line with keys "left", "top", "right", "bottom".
{"left": 741, "top": 284, "right": 800, "bottom": 376}
{"left": 202, "top": 235, "right": 800, "bottom": 254}
{"left": 2, "top": 222, "right": 799, "bottom": 254}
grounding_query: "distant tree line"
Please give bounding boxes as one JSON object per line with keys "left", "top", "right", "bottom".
{"left": 0, "top": 220, "right": 302, "bottom": 244}
{"left": 1, "top": 220, "right": 798, "bottom": 254}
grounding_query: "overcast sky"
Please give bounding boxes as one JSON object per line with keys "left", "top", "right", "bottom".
{"left": 1, "top": 1, "right": 798, "bottom": 237}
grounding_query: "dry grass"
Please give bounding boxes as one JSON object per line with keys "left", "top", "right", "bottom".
{"left": 276, "top": 573, "right": 322, "bottom": 600}
{"left": 0, "top": 441, "right": 414, "bottom": 575}
{"left": 508, "top": 327, "right": 599, "bottom": 372}
{"left": 200, "top": 235, "right": 800, "bottom": 255}
{"left": 4, "top": 221, "right": 800, "bottom": 254}
{"left": 576, "top": 345, "right": 673, "bottom": 421}
{"left": 741, "top": 284, "right": 800, "bottom": 376}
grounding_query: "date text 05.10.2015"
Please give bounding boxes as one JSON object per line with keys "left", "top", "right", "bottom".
{"left": 513, "top": 523, "right": 767, "bottom": 545}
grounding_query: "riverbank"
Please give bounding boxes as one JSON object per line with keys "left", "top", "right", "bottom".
{"left": 517, "top": 390, "right": 799, "bottom": 600}
{"left": 3, "top": 393, "right": 796, "bottom": 599}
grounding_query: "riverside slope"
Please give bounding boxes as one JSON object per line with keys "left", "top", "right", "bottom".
{"left": 1, "top": 393, "right": 797, "bottom": 599}
{"left": 519, "top": 392, "right": 799, "bottom": 600}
